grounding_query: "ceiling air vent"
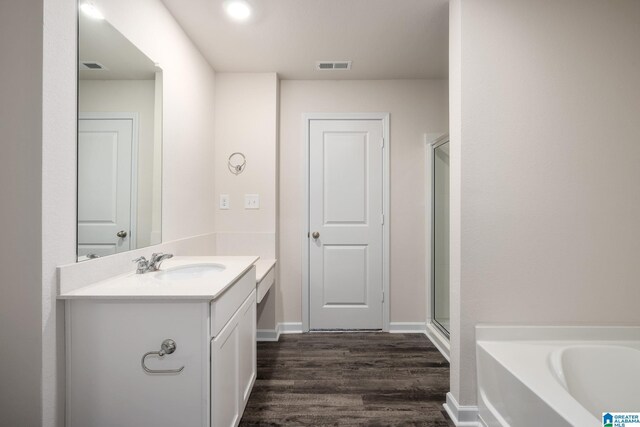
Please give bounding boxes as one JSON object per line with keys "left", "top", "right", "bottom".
{"left": 316, "top": 61, "right": 352, "bottom": 71}
{"left": 80, "top": 61, "right": 108, "bottom": 70}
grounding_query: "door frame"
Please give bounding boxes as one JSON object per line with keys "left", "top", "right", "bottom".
{"left": 301, "top": 113, "right": 390, "bottom": 332}
{"left": 78, "top": 112, "right": 139, "bottom": 252}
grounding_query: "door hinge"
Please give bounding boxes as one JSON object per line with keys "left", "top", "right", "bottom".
{"left": 380, "top": 137, "right": 385, "bottom": 149}
{"left": 380, "top": 214, "right": 384, "bottom": 225}
{"left": 382, "top": 290, "right": 385, "bottom": 302}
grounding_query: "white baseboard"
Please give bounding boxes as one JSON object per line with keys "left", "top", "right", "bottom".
{"left": 389, "top": 322, "right": 427, "bottom": 333}
{"left": 261, "top": 321, "right": 430, "bottom": 337}
{"left": 256, "top": 322, "right": 303, "bottom": 342}
{"left": 425, "top": 322, "right": 450, "bottom": 362}
{"left": 279, "top": 322, "right": 303, "bottom": 334}
{"left": 443, "top": 392, "right": 480, "bottom": 427}
{"left": 387, "top": 321, "right": 451, "bottom": 362}
{"left": 256, "top": 329, "right": 280, "bottom": 342}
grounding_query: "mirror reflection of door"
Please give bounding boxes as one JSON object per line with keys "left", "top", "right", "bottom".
{"left": 77, "top": 116, "right": 135, "bottom": 257}
{"left": 77, "top": 11, "right": 163, "bottom": 261}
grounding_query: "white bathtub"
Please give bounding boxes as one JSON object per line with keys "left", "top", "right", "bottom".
{"left": 476, "top": 326, "right": 640, "bottom": 427}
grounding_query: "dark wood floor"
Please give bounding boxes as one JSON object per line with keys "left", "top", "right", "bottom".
{"left": 239, "top": 332, "right": 454, "bottom": 426}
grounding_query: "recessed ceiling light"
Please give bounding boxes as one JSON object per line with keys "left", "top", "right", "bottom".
{"left": 224, "top": 0, "right": 251, "bottom": 21}
{"left": 80, "top": 3, "right": 104, "bottom": 20}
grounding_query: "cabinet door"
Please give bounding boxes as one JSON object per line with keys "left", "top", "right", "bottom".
{"left": 238, "top": 291, "right": 257, "bottom": 409}
{"left": 211, "top": 289, "right": 257, "bottom": 427}
{"left": 67, "top": 300, "right": 209, "bottom": 427}
{"left": 211, "top": 319, "right": 240, "bottom": 427}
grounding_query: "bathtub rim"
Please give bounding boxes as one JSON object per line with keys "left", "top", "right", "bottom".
{"left": 475, "top": 324, "right": 640, "bottom": 427}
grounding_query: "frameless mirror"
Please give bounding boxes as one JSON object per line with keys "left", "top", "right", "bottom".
{"left": 77, "top": 7, "right": 163, "bottom": 261}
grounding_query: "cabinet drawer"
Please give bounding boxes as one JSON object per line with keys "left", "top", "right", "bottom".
{"left": 210, "top": 266, "right": 255, "bottom": 337}
{"left": 256, "top": 266, "right": 275, "bottom": 304}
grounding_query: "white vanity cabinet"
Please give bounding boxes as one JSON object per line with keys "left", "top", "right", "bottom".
{"left": 65, "top": 265, "right": 257, "bottom": 427}
{"left": 211, "top": 289, "right": 256, "bottom": 427}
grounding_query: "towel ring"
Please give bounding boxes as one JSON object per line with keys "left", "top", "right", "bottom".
{"left": 141, "top": 339, "right": 184, "bottom": 374}
{"left": 228, "top": 152, "right": 246, "bottom": 175}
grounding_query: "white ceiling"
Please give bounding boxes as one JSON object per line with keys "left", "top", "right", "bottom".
{"left": 161, "top": 0, "right": 449, "bottom": 80}
{"left": 79, "top": 13, "right": 158, "bottom": 80}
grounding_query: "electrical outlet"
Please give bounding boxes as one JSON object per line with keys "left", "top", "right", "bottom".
{"left": 219, "top": 194, "right": 230, "bottom": 210}
{"left": 244, "top": 194, "right": 260, "bottom": 209}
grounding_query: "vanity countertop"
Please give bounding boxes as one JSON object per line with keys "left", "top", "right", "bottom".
{"left": 254, "top": 259, "right": 276, "bottom": 283}
{"left": 58, "top": 256, "right": 259, "bottom": 300}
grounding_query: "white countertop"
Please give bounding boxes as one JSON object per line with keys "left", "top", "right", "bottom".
{"left": 58, "top": 256, "right": 259, "bottom": 300}
{"left": 254, "top": 259, "right": 276, "bottom": 283}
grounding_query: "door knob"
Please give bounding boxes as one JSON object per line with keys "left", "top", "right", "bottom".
{"left": 116, "top": 230, "right": 128, "bottom": 238}
{"left": 312, "top": 231, "right": 320, "bottom": 239}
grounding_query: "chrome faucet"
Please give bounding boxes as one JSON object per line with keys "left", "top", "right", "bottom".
{"left": 132, "top": 253, "right": 174, "bottom": 274}
{"left": 149, "top": 253, "right": 173, "bottom": 271}
{"left": 133, "top": 256, "right": 150, "bottom": 274}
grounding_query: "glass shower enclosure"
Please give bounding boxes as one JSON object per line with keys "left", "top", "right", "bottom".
{"left": 431, "top": 137, "right": 450, "bottom": 337}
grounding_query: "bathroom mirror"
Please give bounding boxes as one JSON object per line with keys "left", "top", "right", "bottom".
{"left": 77, "top": 8, "right": 163, "bottom": 261}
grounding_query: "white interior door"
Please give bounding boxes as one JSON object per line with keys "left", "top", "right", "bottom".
{"left": 309, "top": 119, "right": 384, "bottom": 330}
{"left": 78, "top": 117, "right": 133, "bottom": 257}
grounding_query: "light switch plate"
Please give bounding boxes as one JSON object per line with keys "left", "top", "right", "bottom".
{"left": 245, "top": 194, "right": 260, "bottom": 209}
{"left": 219, "top": 194, "right": 230, "bottom": 210}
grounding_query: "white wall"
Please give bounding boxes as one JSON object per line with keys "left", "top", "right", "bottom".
{"left": 213, "top": 73, "right": 278, "bottom": 236}
{"left": 79, "top": 79, "right": 157, "bottom": 247}
{"left": 450, "top": 0, "right": 640, "bottom": 407}
{"left": 42, "top": 0, "right": 79, "bottom": 424}
{"left": 0, "top": 1, "right": 44, "bottom": 425}
{"left": 41, "top": 0, "right": 218, "bottom": 425}
{"left": 279, "top": 80, "right": 448, "bottom": 325}
{"left": 213, "top": 73, "right": 279, "bottom": 330}
{"left": 448, "top": 0, "right": 463, "bottom": 404}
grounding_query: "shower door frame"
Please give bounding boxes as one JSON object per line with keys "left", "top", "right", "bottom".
{"left": 429, "top": 134, "right": 450, "bottom": 340}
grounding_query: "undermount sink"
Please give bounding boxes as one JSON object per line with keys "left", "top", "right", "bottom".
{"left": 154, "top": 263, "right": 226, "bottom": 281}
